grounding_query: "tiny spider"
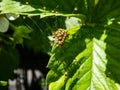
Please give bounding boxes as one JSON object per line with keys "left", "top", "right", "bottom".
{"left": 52, "top": 28, "right": 68, "bottom": 47}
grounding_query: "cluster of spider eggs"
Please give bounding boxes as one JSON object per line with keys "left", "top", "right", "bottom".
{"left": 52, "top": 28, "right": 68, "bottom": 46}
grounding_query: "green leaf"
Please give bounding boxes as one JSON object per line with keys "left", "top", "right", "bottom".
{"left": 0, "top": 0, "right": 36, "bottom": 14}
{"left": 65, "top": 17, "right": 82, "bottom": 29}
{"left": 11, "top": 24, "right": 31, "bottom": 45}
{"left": 105, "top": 23, "right": 120, "bottom": 84}
{"left": 93, "top": 0, "right": 120, "bottom": 22}
{"left": 0, "top": 16, "right": 9, "bottom": 33}
{"left": 47, "top": 24, "right": 120, "bottom": 89}
{"left": 46, "top": 26, "right": 83, "bottom": 83}
{"left": 0, "top": 81, "right": 7, "bottom": 86}
{"left": 0, "top": 0, "right": 86, "bottom": 18}
{"left": 71, "top": 36, "right": 110, "bottom": 90}
{"left": 49, "top": 75, "right": 66, "bottom": 90}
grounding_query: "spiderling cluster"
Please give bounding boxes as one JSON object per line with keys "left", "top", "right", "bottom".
{"left": 52, "top": 28, "right": 68, "bottom": 46}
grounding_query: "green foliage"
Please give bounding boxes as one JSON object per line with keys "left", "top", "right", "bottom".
{"left": 46, "top": 0, "right": 120, "bottom": 90}
{"left": 0, "top": 0, "right": 120, "bottom": 90}
{"left": 0, "top": 47, "right": 19, "bottom": 80}
{"left": 0, "top": 81, "right": 7, "bottom": 86}
{"left": 0, "top": 16, "right": 9, "bottom": 33}
{"left": 11, "top": 24, "right": 31, "bottom": 45}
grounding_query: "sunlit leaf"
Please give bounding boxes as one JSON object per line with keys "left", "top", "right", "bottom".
{"left": 0, "top": 0, "right": 86, "bottom": 19}
{"left": 47, "top": 25, "right": 120, "bottom": 89}
{"left": 11, "top": 24, "right": 31, "bottom": 45}
{"left": 0, "top": 16, "right": 9, "bottom": 33}
{"left": 0, "top": 81, "right": 7, "bottom": 86}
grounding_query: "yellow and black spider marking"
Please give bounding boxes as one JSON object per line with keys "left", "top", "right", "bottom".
{"left": 52, "top": 28, "right": 68, "bottom": 47}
